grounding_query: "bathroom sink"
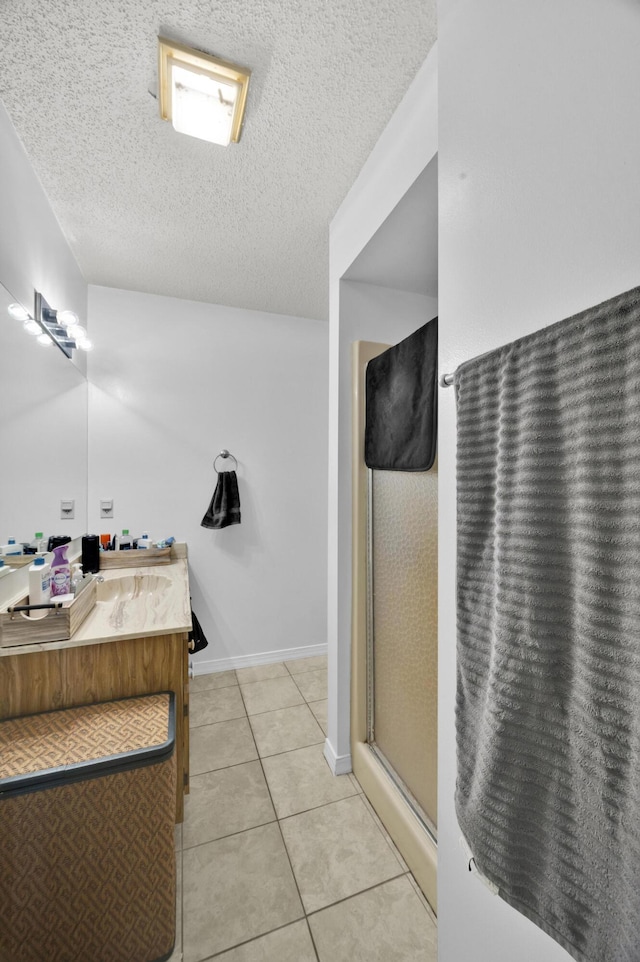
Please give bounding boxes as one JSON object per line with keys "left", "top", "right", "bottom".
{"left": 96, "top": 574, "right": 172, "bottom": 604}
{"left": 67, "top": 557, "right": 191, "bottom": 642}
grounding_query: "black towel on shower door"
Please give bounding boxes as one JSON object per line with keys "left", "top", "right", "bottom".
{"left": 201, "top": 470, "right": 241, "bottom": 529}
{"left": 364, "top": 317, "right": 438, "bottom": 471}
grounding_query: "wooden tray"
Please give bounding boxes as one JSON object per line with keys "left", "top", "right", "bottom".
{"left": 0, "top": 578, "right": 97, "bottom": 648}
{"left": 99, "top": 546, "right": 172, "bottom": 569}
{"left": 0, "top": 555, "right": 32, "bottom": 568}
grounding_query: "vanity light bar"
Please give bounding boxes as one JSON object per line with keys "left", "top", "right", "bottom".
{"left": 6, "top": 294, "right": 93, "bottom": 356}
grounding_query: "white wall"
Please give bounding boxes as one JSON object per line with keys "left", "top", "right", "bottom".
{"left": 438, "top": 2, "right": 640, "bottom": 958}
{"left": 327, "top": 47, "right": 438, "bottom": 773}
{"left": 87, "top": 285, "right": 328, "bottom": 670}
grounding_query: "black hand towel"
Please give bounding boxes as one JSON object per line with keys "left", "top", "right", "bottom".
{"left": 201, "top": 470, "right": 241, "bottom": 529}
{"left": 188, "top": 608, "right": 209, "bottom": 653}
{"left": 364, "top": 316, "right": 438, "bottom": 471}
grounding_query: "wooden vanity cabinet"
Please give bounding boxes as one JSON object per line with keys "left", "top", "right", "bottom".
{"left": 0, "top": 631, "right": 190, "bottom": 821}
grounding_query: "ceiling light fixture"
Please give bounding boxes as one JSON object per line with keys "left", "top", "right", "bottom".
{"left": 158, "top": 37, "right": 250, "bottom": 146}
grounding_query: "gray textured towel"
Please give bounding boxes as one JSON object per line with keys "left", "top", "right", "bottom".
{"left": 455, "top": 285, "right": 640, "bottom": 962}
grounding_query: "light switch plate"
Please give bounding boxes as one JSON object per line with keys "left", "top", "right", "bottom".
{"left": 100, "top": 499, "right": 114, "bottom": 518}
{"left": 60, "top": 499, "right": 75, "bottom": 520}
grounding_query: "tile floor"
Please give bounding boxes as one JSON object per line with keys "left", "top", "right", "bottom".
{"left": 170, "top": 655, "right": 437, "bottom": 962}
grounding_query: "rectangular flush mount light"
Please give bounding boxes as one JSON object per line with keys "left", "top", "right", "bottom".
{"left": 158, "top": 37, "right": 250, "bottom": 146}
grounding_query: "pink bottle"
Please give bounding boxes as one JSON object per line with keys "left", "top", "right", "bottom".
{"left": 50, "top": 544, "right": 71, "bottom": 597}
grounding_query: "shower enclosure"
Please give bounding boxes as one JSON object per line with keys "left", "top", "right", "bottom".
{"left": 351, "top": 340, "right": 438, "bottom": 907}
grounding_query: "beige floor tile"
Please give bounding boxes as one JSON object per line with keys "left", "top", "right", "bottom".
{"left": 309, "top": 876, "right": 437, "bottom": 962}
{"left": 249, "top": 704, "right": 324, "bottom": 757}
{"left": 190, "top": 686, "right": 246, "bottom": 727}
{"left": 284, "top": 654, "right": 328, "bottom": 674}
{"left": 175, "top": 822, "right": 183, "bottom": 852}
{"left": 292, "top": 669, "right": 327, "bottom": 703}
{"left": 190, "top": 670, "right": 238, "bottom": 693}
{"left": 235, "top": 662, "right": 288, "bottom": 684}
{"left": 189, "top": 718, "right": 257, "bottom": 775}
{"left": 348, "top": 773, "right": 363, "bottom": 793}
{"left": 182, "top": 823, "right": 303, "bottom": 961}
{"left": 239, "top": 676, "right": 304, "bottom": 716}
{"left": 279, "top": 795, "right": 404, "bottom": 913}
{"left": 262, "top": 744, "right": 358, "bottom": 819}
{"left": 206, "top": 920, "right": 317, "bottom": 961}
{"left": 308, "top": 699, "right": 327, "bottom": 734}
{"left": 183, "top": 761, "right": 275, "bottom": 849}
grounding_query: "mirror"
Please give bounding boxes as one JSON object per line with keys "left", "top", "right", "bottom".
{"left": 0, "top": 280, "right": 88, "bottom": 547}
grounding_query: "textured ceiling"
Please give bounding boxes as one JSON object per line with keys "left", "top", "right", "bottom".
{"left": 0, "top": 1, "right": 436, "bottom": 321}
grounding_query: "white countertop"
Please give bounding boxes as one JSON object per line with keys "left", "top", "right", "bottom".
{"left": 0, "top": 551, "right": 192, "bottom": 656}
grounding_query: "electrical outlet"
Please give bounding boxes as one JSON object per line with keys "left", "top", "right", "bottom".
{"left": 60, "top": 499, "right": 75, "bottom": 520}
{"left": 100, "top": 499, "right": 114, "bottom": 519}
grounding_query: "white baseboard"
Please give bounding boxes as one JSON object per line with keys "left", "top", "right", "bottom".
{"left": 192, "top": 642, "right": 327, "bottom": 675}
{"left": 324, "top": 737, "right": 352, "bottom": 775}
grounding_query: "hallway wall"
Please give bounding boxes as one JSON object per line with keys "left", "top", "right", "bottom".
{"left": 438, "top": 1, "right": 640, "bottom": 958}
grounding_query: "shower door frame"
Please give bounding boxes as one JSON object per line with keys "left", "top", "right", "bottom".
{"left": 350, "top": 340, "right": 437, "bottom": 912}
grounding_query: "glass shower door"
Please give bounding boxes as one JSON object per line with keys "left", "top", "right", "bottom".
{"left": 367, "top": 462, "right": 438, "bottom": 836}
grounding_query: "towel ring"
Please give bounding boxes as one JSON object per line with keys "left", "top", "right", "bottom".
{"left": 214, "top": 449, "right": 238, "bottom": 473}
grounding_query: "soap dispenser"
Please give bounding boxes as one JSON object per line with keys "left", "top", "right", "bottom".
{"left": 71, "top": 563, "right": 84, "bottom": 592}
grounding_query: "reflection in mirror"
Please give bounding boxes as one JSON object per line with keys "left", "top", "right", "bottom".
{"left": 0, "top": 280, "right": 88, "bottom": 547}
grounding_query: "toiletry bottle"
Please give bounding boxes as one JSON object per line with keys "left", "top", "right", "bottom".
{"left": 28, "top": 532, "right": 47, "bottom": 554}
{"left": 50, "top": 544, "right": 71, "bottom": 597}
{"left": 117, "top": 529, "right": 132, "bottom": 550}
{"left": 137, "top": 531, "right": 151, "bottom": 549}
{"left": 28, "top": 556, "right": 51, "bottom": 608}
{"left": 2, "top": 538, "right": 23, "bottom": 556}
{"left": 81, "top": 534, "right": 100, "bottom": 573}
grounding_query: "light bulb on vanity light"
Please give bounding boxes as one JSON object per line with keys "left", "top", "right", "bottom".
{"left": 76, "top": 337, "right": 93, "bottom": 351}
{"left": 57, "top": 310, "right": 79, "bottom": 329}
{"left": 8, "top": 302, "right": 30, "bottom": 322}
{"left": 37, "top": 332, "right": 52, "bottom": 347}
{"left": 23, "top": 319, "right": 41, "bottom": 335}
{"left": 68, "top": 323, "right": 87, "bottom": 340}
